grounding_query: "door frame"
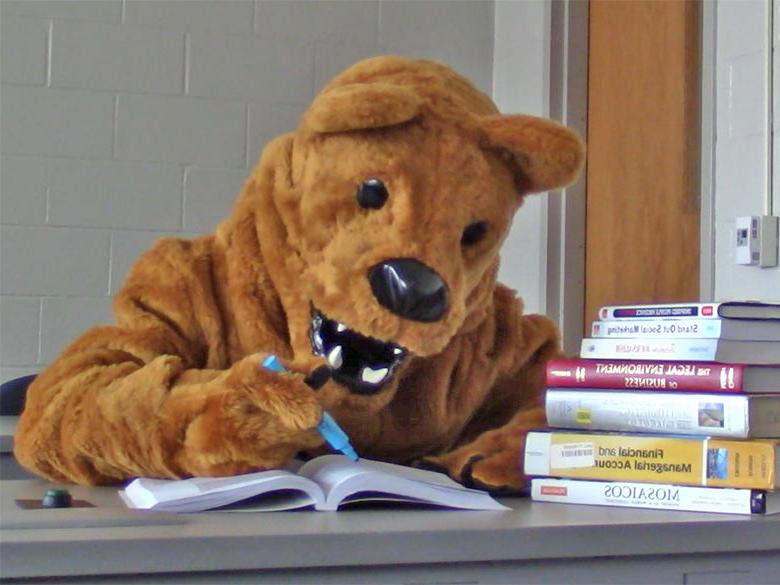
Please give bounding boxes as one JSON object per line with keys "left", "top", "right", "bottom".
{"left": 546, "top": 0, "right": 589, "bottom": 355}
{"left": 546, "top": 0, "right": 714, "bottom": 353}
{"left": 699, "top": 0, "right": 716, "bottom": 301}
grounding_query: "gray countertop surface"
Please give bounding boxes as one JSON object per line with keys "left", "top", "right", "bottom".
{"left": 2, "top": 476, "right": 780, "bottom": 580}
{"left": 3, "top": 415, "right": 779, "bottom": 580}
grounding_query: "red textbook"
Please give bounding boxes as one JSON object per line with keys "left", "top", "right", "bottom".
{"left": 545, "top": 357, "right": 779, "bottom": 393}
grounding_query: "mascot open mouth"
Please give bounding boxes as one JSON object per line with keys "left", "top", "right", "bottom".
{"left": 310, "top": 309, "right": 407, "bottom": 395}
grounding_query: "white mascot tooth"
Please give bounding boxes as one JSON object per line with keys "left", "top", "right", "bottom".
{"left": 336, "top": 322, "right": 347, "bottom": 333}
{"left": 327, "top": 346, "right": 343, "bottom": 369}
{"left": 312, "top": 330, "right": 323, "bottom": 351}
{"left": 393, "top": 347, "right": 403, "bottom": 355}
{"left": 361, "top": 366, "right": 389, "bottom": 385}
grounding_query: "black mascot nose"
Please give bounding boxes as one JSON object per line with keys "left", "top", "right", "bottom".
{"left": 368, "top": 258, "right": 449, "bottom": 322}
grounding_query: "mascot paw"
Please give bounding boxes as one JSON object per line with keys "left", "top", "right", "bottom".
{"left": 417, "top": 430, "right": 530, "bottom": 495}
{"left": 179, "top": 354, "right": 326, "bottom": 476}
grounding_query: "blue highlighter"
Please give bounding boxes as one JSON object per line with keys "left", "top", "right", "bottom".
{"left": 261, "top": 355, "right": 359, "bottom": 461}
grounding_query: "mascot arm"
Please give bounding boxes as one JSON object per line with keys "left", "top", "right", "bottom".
{"left": 422, "top": 296, "right": 560, "bottom": 494}
{"left": 14, "top": 242, "right": 323, "bottom": 485}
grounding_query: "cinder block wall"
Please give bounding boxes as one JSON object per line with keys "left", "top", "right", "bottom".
{"left": 0, "top": 0, "right": 495, "bottom": 381}
{"left": 712, "top": 0, "right": 780, "bottom": 299}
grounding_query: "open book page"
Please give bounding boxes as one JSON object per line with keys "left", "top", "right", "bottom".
{"left": 299, "top": 455, "right": 509, "bottom": 511}
{"left": 122, "top": 469, "right": 325, "bottom": 512}
{"left": 121, "top": 456, "right": 509, "bottom": 512}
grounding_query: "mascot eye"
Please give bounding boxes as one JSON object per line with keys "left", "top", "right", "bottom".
{"left": 356, "top": 178, "right": 389, "bottom": 209}
{"left": 461, "top": 221, "right": 489, "bottom": 246}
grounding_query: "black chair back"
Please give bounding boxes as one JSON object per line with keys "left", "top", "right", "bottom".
{"left": 0, "top": 375, "right": 36, "bottom": 416}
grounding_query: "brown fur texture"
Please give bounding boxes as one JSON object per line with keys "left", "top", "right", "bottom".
{"left": 15, "top": 56, "right": 584, "bottom": 491}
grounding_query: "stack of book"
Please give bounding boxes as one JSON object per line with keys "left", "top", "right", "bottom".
{"left": 525, "top": 300, "right": 780, "bottom": 515}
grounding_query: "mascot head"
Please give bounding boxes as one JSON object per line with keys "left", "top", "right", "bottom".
{"left": 231, "top": 56, "right": 584, "bottom": 400}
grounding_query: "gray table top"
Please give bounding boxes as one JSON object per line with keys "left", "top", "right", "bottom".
{"left": 2, "top": 476, "right": 780, "bottom": 580}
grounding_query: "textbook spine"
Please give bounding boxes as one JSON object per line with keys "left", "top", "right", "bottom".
{"left": 531, "top": 478, "right": 772, "bottom": 515}
{"left": 545, "top": 358, "right": 747, "bottom": 392}
{"left": 524, "top": 431, "right": 779, "bottom": 489}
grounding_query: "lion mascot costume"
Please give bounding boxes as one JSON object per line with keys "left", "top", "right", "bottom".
{"left": 15, "top": 56, "right": 584, "bottom": 492}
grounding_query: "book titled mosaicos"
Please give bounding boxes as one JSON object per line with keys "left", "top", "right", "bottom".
{"left": 523, "top": 431, "right": 779, "bottom": 489}
{"left": 531, "top": 478, "right": 780, "bottom": 515}
{"left": 545, "top": 358, "right": 779, "bottom": 393}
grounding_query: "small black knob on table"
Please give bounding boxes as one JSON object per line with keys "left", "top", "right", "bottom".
{"left": 41, "top": 489, "right": 73, "bottom": 508}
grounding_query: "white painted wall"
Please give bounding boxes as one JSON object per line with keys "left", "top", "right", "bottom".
{"left": 712, "top": 0, "right": 780, "bottom": 299}
{"left": 0, "top": 0, "right": 508, "bottom": 380}
{"left": 493, "top": 0, "right": 551, "bottom": 316}
{"left": 11, "top": 0, "right": 773, "bottom": 382}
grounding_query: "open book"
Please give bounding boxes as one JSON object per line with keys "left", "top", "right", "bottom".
{"left": 120, "top": 455, "right": 509, "bottom": 512}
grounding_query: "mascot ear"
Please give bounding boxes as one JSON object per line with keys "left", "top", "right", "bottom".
{"left": 301, "top": 83, "right": 423, "bottom": 134}
{"left": 480, "top": 114, "right": 585, "bottom": 194}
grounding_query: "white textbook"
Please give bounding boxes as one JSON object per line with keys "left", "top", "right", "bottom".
{"left": 545, "top": 389, "right": 780, "bottom": 438}
{"left": 579, "top": 337, "right": 780, "bottom": 365}
{"left": 531, "top": 478, "right": 780, "bottom": 515}
{"left": 120, "top": 455, "right": 508, "bottom": 513}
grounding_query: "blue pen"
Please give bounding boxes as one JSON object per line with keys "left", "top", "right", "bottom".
{"left": 261, "top": 355, "right": 359, "bottom": 461}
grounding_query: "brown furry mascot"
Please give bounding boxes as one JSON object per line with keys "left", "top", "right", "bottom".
{"left": 15, "top": 56, "right": 584, "bottom": 492}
